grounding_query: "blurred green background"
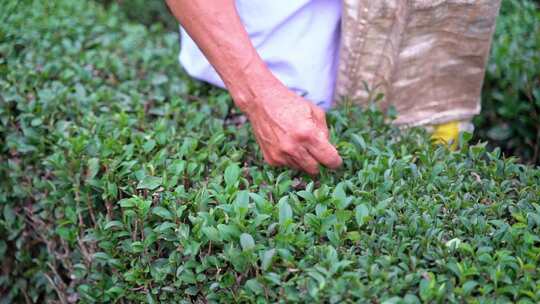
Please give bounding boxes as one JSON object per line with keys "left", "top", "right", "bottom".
{"left": 476, "top": 0, "right": 539, "bottom": 165}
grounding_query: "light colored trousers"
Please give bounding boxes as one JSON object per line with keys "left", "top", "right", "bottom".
{"left": 335, "top": 0, "right": 501, "bottom": 126}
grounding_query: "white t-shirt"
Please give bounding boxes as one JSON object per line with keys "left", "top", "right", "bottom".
{"left": 179, "top": 0, "right": 342, "bottom": 110}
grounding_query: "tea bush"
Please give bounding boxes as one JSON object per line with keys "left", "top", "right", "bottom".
{"left": 474, "top": 0, "right": 540, "bottom": 164}
{"left": 1, "top": 1, "right": 540, "bottom": 303}
{"left": 95, "top": 0, "right": 178, "bottom": 31}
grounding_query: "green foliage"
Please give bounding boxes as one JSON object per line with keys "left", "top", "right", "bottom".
{"left": 96, "top": 0, "right": 178, "bottom": 31}
{"left": 1, "top": 1, "right": 540, "bottom": 303}
{"left": 475, "top": 0, "right": 540, "bottom": 164}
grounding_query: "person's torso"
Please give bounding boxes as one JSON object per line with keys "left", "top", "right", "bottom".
{"left": 179, "top": 0, "right": 342, "bottom": 109}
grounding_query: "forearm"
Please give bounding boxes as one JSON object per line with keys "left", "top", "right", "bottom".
{"left": 166, "top": 0, "right": 282, "bottom": 112}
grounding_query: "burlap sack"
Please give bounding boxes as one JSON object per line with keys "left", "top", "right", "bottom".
{"left": 335, "top": 0, "right": 501, "bottom": 126}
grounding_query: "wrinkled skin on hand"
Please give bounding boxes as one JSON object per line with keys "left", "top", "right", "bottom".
{"left": 246, "top": 87, "right": 342, "bottom": 175}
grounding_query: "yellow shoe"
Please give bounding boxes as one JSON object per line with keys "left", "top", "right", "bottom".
{"left": 431, "top": 121, "right": 461, "bottom": 149}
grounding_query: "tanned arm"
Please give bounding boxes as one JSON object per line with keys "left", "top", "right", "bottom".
{"left": 166, "top": 0, "right": 342, "bottom": 174}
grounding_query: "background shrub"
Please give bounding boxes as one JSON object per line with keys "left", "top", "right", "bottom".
{"left": 474, "top": 0, "right": 540, "bottom": 165}
{"left": 96, "top": 0, "right": 178, "bottom": 31}
{"left": 1, "top": 1, "right": 539, "bottom": 303}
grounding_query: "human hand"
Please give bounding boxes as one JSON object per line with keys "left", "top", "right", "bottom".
{"left": 243, "top": 87, "right": 342, "bottom": 175}
{"left": 166, "top": 0, "right": 341, "bottom": 174}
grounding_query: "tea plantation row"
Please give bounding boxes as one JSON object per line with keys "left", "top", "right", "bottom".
{"left": 1, "top": 1, "right": 540, "bottom": 303}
